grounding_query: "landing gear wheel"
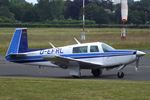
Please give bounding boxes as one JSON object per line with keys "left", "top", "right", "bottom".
{"left": 72, "top": 72, "right": 81, "bottom": 78}
{"left": 72, "top": 76, "right": 80, "bottom": 78}
{"left": 117, "top": 72, "right": 124, "bottom": 78}
{"left": 91, "top": 69, "right": 102, "bottom": 77}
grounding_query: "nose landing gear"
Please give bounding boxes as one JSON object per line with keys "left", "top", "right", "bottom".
{"left": 117, "top": 65, "right": 126, "bottom": 78}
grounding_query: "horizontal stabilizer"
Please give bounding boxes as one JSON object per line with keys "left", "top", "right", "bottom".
{"left": 8, "top": 53, "right": 27, "bottom": 57}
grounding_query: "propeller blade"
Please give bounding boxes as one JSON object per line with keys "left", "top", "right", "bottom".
{"left": 135, "top": 57, "right": 140, "bottom": 71}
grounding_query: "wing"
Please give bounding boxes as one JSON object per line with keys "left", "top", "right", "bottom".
{"left": 42, "top": 54, "right": 104, "bottom": 68}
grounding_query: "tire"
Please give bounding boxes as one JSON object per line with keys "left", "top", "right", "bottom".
{"left": 91, "top": 69, "right": 102, "bottom": 77}
{"left": 72, "top": 76, "right": 80, "bottom": 78}
{"left": 117, "top": 72, "right": 124, "bottom": 78}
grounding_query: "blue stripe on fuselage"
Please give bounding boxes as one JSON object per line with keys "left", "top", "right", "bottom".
{"left": 61, "top": 50, "right": 136, "bottom": 59}
{"left": 6, "top": 50, "right": 136, "bottom": 63}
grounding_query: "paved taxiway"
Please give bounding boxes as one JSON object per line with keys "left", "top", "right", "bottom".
{"left": 0, "top": 51, "right": 149, "bottom": 81}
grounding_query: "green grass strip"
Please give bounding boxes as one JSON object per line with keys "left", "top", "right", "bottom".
{"left": 0, "top": 77, "right": 150, "bottom": 100}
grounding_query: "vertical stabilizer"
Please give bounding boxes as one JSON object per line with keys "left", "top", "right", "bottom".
{"left": 6, "top": 28, "right": 28, "bottom": 56}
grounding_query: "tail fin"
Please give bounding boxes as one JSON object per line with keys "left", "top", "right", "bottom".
{"left": 6, "top": 28, "right": 28, "bottom": 56}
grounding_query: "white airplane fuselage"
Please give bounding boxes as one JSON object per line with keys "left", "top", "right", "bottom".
{"left": 7, "top": 42, "right": 137, "bottom": 68}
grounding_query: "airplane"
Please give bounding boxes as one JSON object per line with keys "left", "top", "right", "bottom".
{"left": 5, "top": 28, "right": 146, "bottom": 78}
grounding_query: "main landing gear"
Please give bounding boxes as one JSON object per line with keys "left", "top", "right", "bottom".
{"left": 91, "top": 69, "right": 125, "bottom": 78}
{"left": 91, "top": 69, "right": 102, "bottom": 77}
{"left": 117, "top": 71, "right": 124, "bottom": 78}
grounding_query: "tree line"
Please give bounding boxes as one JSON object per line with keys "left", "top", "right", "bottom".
{"left": 0, "top": 0, "right": 150, "bottom": 25}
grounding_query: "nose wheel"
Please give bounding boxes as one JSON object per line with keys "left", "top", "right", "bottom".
{"left": 117, "top": 72, "right": 124, "bottom": 78}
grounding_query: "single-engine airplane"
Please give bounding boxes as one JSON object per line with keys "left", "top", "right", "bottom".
{"left": 5, "top": 28, "right": 146, "bottom": 78}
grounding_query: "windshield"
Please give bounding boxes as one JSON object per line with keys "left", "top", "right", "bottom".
{"left": 101, "top": 43, "right": 115, "bottom": 52}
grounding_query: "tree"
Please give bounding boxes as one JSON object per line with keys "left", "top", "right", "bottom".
{"left": 64, "top": 0, "right": 81, "bottom": 19}
{"left": 0, "top": 0, "right": 149, "bottom": 24}
{"left": 35, "top": 0, "right": 65, "bottom": 21}
{"left": 49, "top": 0, "right": 65, "bottom": 19}
{"left": 0, "top": 6, "right": 14, "bottom": 20}
{"left": 10, "top": 0, "right": 26, "bottom": 4}
{"left": 85, "top": 3, "right": 110, "bottom": 24}
{"left": 128, "top": 0, "right": 150, "bottom": 24}
{"left": 64, "top": 0, "right": 72, "bottom": 19}
{"left": 21, "top": 3, "right": 37, "bottom": 22}
{"left": 64, "top": 0, "right": 91, "bottom": 20}
{"left": 9, "top": 1, "right": 37, "bottom": 22}
{"left": 128, "top": 10, "right": 144, "bottom": 24}
{"left": 0, "top": 0, "right": 9, "bottom": 6}
{"left": 35, "top": 0, "right": 52, "bottom": 21}
{"left": 114, "top": 4, "right": 121, "bottom": 24}
{"left": 140, "top": 0, "right": 150, "bottom": 24}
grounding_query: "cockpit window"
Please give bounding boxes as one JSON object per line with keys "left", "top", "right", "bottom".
{"left": 73, "top": 46, "right": 88, "bottom": 53}
{"left": 90, "top": 45, "right": 99, "bottom": 52}
{"left": 102, "top": 43, "right": 115, "bottom": 52}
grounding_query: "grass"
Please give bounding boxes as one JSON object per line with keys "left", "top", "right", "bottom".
{"left": 0, "top": 77, "right": 150, "bottom": 100}
{"left": 0, "top": 28, "right": 150, "bottom": 55}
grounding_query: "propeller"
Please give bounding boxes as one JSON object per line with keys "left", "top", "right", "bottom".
{"left": 135, "top": 50, "right": 146, "bottom": 72}
{"left": 135, "top": 57, "right": 140, "bottom": 72}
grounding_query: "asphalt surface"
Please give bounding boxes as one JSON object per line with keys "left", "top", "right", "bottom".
{"left": 0, "top": 51, "right": 150, "bottom": 81}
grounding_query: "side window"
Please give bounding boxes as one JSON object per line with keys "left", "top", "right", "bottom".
{"left": 73, "top": 46, "right": 88, "bottom": 53}
{"left": 90, "top": 45, "right": 99, "bottom": 52}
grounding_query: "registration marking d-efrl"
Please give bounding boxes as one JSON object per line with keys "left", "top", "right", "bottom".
{"left": 40, "top": 48, "right": 63, "bottom": 55}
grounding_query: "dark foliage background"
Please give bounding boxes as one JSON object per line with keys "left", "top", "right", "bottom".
{"left": 0, "top": 0, "right": 149, "bottom": 26}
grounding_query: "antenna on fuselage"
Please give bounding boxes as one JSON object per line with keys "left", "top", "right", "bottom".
{"left": 74, "top": 37, "right": 81, "bottom": 44}
{"left": 48, "top": 42, "right": 56, "bottom": 48}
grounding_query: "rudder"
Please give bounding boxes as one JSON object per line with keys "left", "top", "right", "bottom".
{"left": 6, "top": 28, "right": 28, "bottom": 56}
